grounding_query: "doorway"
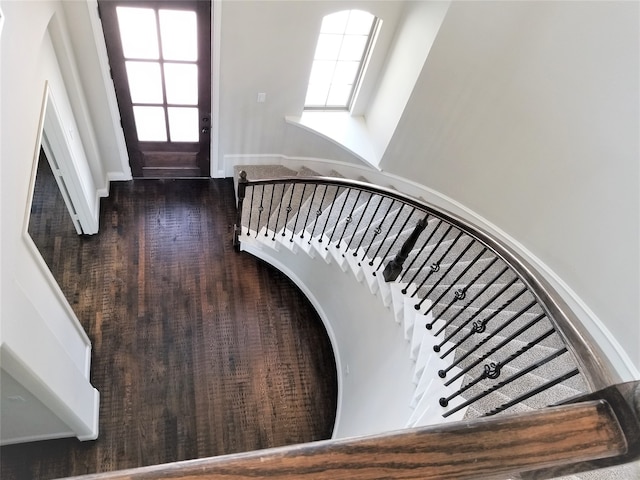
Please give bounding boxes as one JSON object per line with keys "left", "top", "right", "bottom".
{"left": 98, "top": 0, "right": 211, "bottom": 178}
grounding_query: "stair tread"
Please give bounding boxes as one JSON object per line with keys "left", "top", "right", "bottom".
{"left": 297, "top": 166, "right": 322, "bottom": 177}
{"left": 234, "top": 164, "right": 297, "bottom": 179}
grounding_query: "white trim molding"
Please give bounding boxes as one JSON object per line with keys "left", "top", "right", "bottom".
{"left": 41, "top": 85, "right": 99, "bottom": 234}
{"left": 86, "top": 0, "right": 132, "bottom": 180}
{"left": 210, "top": 0, "right": 222, "bottom": 178}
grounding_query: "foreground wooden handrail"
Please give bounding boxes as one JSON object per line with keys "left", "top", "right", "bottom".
{"left": 64, "top": 382, "right": 639, "bottom": 480}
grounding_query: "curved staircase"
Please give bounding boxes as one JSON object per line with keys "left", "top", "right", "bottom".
{"left": 231, "top": 164, "right": 638, "bottom": 479}
{"left": 234, "top": 165, "right": 589, "bottom": 421}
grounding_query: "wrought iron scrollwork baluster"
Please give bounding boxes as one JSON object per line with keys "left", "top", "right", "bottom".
{"left": 435, "top": 279, "right": 524, "bottom": 357}
{"left": 271, "top": 183, "right": 285, "bottom": 240}
{"left": 400, "top": 219, "right": 444, "bottom": 290}
{"left": 255, "top": 185, "right": 266, "bottom": 238}
{"left": 318, "top": 186, "right": 342, "bottom": 244}
{"left": 423, "top": 246, "right": 487, "bottom": 329}
{"left": 369, "top": 203, "right": 407, "bottom": 268}
{"left": 300, "top": 184, "right": 319, "bottom": 239}
{"left": 308, "top": 185, "right": 329, "bottom": 243}
{"left": 410, "top": 229, "right": 465, "bottom": 305}
{"left": 281, "top": 184, "right": 296, "bottom": 237}
{"left": 345, "top": 195, "right": 374, "bottom": 254}
{"left": 416, "top": 237, "right": 476, "bottom": 314}
{"left": 264, "top": 184, "right": 277, "bottom": 237}
{"left": 290, "top": 183, "right": 307, "bottom": 242}
{"left": 352, "top": 196, "right": 387, "bottom": 262}
{"left": 246, "top": 184, "right": 255, "bottom": 235}
{"left": 336, "top": 190, "right": 362, "bottom": 251}
{"left": 483, "top": 367, "right": 580, "bottom": 417}
{"left": 362, "top": 198, "right": 396, "bottom": 266}
{"left": 440, "top": 302, "right": 541, "bottom": 381}
{"left": 432, "top": 262, "right": 507, "bottom": 336}
{"left": 442, "top": 347, "right": 572, "bottom": 418}
{"left": 375, "top": 207, "right": 417, "bottom": 273}
{"left": 326, "top": 188, "right": 353, "bottom": 249}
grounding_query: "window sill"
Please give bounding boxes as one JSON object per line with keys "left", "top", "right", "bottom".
{"left": 285, "top": 111, "right": 382, "bottom": 169}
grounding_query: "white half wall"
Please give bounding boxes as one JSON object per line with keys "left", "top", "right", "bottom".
{"left": 240, "top": 236, "right": 417, "bottom": 438}
{"left": 0, "top": 0, "right": 100, "bottom": 444}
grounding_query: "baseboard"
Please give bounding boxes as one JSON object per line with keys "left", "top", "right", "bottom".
{"left": 93, "top": 171, "right": 134, "bottom": 234}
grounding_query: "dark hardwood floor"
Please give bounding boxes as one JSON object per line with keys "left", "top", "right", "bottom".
{"left": 1, "top": 164, "right": 337, "bottom": 479}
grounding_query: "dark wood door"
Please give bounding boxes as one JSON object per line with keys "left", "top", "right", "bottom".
{"left": 98, "top": 0, "right": 211, "bottom": 178}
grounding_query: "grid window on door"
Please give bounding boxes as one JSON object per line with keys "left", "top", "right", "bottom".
{"left": 116, "top": 6, "right": 199, "bottom": 142}
{"left": 305, "top": 10, "right": 379, "bottom": 110}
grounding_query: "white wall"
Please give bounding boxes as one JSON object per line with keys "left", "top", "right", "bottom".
{"left": 380, "top": 1, "right": 640, "bottom": 372}
{"left": 1, "top": 369, "right": 73, "bottom": 445}
{"left": 217, "top": 1, "right": 405, "bottom": 176}
{"left": 366, "top": 0, "right": 450, "bottom": 162}
{"left": 240, "top": 239, "right": 417, "bottom": 438}
{"left": 0, "top": 0, "right": 100, "bottom": 444}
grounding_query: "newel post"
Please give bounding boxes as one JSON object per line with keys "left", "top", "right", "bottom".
{"left": 383, "top": 214, "right": 429, "bottom": 282}
{"left": 233, "top": 170, "right": 248, "bottom": 251}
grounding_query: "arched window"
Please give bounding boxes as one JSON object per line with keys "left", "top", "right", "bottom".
{"left": 304, "top": 10, "right": 380, "bottom": 110}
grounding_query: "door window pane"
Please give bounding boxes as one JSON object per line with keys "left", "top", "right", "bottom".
{"left": 126, "top": 61, "right": 164, "bottom": 104}
{"left": 159, "top": 10, "right": 198, "bottom": 61}
{"left": 164, "top": 63, "right": 198, "bottom": 105}
{"left": 168, "top": 107, "right": 199, "bottom": 142}
{"left": 133, "top": 106, "right": 167, "bottom": 141}
{"left": 115, "top": 7, "right": 201, "bottom": 145}
{"left": 116, "top": 7, "right": 159, "bottom": 59}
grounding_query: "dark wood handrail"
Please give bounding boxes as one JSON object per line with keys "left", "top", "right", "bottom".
{"left": 64, "top": 382, "right": 639, "bottom": 480}
{"left": 234, "top": 174, "right": 622, "bottom": 392}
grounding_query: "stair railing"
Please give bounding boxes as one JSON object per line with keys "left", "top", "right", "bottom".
{"left": 61, "top": 381, "right": 640, "bottom": 480}
{"left": 234, "top": 173, "right": 623, "bottom": 419}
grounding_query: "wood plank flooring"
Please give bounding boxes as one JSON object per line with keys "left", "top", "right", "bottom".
{"left": 1, "top": 166, "right": 337, "bottom": 479}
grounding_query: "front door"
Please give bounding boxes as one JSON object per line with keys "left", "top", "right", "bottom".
{"left": 98, "top": 0, "right": 211, "bottom": 178}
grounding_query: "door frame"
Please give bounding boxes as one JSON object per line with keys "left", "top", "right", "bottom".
{"left": 97, "top": 0, "right": 212, "bottom": 177}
